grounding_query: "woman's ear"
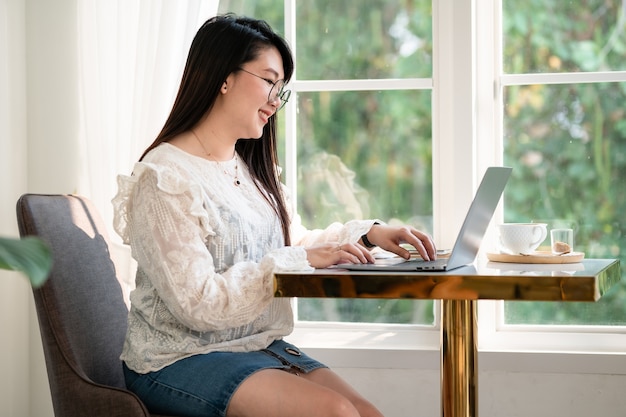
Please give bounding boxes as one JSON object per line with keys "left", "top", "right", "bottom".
{"left": 222, "top": 72, "right": 236, "bottom": 94}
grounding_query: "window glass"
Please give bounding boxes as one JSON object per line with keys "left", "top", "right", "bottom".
{"left": 218, "top": 0, "right": 284, "bottom": 32}
{"left": 503, "top": 0, "right": 626, "bottom": 73}
{"left": 295, "top": 90, "right": 433, "bottom": 324}
{"left": 298, "top": 298, "right": 435, "bottom": 324}
{"left": 296, "top": 1, "right": 432, "bottom": 80}
{"left": 502, "top": 0, "right": 626, "bottom": 326}
{"left": 296, "top": 90, "right": 432, "bottom": 227}
{"left": 220, "top": 1, "right": 434, "bottom": 325}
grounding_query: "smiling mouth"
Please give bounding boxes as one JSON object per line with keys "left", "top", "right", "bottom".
{"left": 259, "top": 109, "right": 273, "bottom": 122}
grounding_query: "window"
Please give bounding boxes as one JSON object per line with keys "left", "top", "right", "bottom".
{"left": 500, "top": 0, "right": 626, "bottom": 327}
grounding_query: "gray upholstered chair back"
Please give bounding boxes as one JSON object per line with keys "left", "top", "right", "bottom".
{"left": 16, "top": 194, "right": 175, "bottom": 417}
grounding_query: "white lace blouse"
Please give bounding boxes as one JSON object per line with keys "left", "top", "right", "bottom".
{"left": 113, "top": 143, "right": 376, "bottom": 373}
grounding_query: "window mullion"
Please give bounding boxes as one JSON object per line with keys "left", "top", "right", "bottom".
{"left": 432, "top": 0, "right": 478, "bottom": 250}
{"left": 501, "top": 71, "right": 626, "bottom": 85}
{"left": 283, "top": 0, "right": 298, "bottom": 208}
{"left": 292, "top": 78, "right": 433, "bottom": 92}
{"left": 474, "top": 0, "right": 503, "bottom": 341}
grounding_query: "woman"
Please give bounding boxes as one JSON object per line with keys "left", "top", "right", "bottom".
{"left": 113, "top": 14, "right": 436, "bottom": 417}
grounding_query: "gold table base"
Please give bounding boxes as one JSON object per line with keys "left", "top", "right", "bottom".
{"left": 441, "top": 300, "right": 477, "bottom": 417}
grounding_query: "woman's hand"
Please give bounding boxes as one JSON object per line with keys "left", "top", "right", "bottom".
{"left": 363, "top": 224, "right": 437, "bottom": 261}
{"left": 305, "top": 242, "right": 376, "bottom": 269}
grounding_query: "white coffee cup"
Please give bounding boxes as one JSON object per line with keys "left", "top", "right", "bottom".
{"left": 498, "top": 223, "right": 548, "bottom": 255}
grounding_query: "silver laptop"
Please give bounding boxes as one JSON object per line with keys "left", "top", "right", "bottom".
{"left": 337, "top": 166, "right": 512, "bottom": 272}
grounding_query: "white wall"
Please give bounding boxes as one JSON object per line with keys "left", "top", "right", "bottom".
{"left": 1, "top": 0, "right": 76, "bottom": 416}
{"left": 1, "top": 0, "right": 38, "bottom": 416}
{"left": 23, "top": 5, "right": 79, "bottom": 417}
{"left": 1, "top": 1, "right": 625, "bottom": 416}
{"left": 301, "top": 346, "right": 626, "bottom": 417}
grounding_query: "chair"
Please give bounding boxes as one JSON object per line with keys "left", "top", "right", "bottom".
{"left": 16, "top": 194, "right": 177, "bottom": 417}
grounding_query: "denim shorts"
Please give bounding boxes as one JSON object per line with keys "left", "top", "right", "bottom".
{"left": 123, "top": 339, "right": 327, "bottom": 417}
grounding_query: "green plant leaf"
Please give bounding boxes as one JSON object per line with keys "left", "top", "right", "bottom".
{"left": 0, "top": 236, "right": 52, "bottom": 288}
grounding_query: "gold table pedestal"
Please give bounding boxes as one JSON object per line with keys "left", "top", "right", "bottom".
{"left": 441, "top": 300, "right": 477, "bottom": 417}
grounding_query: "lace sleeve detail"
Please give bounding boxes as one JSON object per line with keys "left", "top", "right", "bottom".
{"left": 265, "top": 246, "right": 313, "bottom": 272}
{"left": 112, "top": 173, "right": 136, "bottom": 244}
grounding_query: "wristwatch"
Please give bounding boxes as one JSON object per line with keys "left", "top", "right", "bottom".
{"left": 361, "top": 222, "right": 380, "bottom": 248}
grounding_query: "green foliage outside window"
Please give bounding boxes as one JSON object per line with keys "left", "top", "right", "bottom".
{"left": 502, "top": 0, "right": 626, "bottom": 324}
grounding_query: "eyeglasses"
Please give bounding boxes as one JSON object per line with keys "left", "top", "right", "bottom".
{"left": 237, "top": 68, "right": 291, "bottom": 110}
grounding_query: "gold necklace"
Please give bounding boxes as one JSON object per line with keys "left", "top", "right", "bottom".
{"left": 191, "top": 129, "right": 241, "bottom": 186}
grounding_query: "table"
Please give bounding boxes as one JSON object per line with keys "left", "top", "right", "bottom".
{"left": 274, "top": 258, "right": 621, "bottom": 417}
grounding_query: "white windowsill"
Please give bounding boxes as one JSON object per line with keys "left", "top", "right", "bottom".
{"left": 286, "top": 323, "right": 626, "bottom": 375}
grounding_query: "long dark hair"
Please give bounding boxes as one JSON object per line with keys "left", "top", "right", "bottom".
{"left": 139, "top": 14, "right": 294, "bottom": 245}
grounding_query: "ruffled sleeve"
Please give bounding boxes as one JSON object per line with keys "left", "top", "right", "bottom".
{"left": 113, "top": 162, "right": 211, "bottom": 245}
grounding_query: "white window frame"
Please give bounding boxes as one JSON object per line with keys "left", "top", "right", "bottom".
{"left": 282, "top": 0, "right": 626, "bottom": 368}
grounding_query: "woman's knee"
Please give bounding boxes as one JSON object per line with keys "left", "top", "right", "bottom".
{"left": 322, "top": 392, "right": 361, "bottom": 417}
{"left": 352, "top": 398, "right": 385, "bottom": 417}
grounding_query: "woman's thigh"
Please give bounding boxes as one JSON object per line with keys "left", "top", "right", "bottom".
{"left": 227, "top": 368, "right": 384, "bottom": 417}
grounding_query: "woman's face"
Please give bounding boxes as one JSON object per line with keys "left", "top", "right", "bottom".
{"left": 224, "top": 46, "right": 285, "bottom": 140}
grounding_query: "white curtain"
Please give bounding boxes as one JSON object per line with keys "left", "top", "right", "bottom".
{"left": 76, "top": 0, "right": 219, "bottom": 297}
